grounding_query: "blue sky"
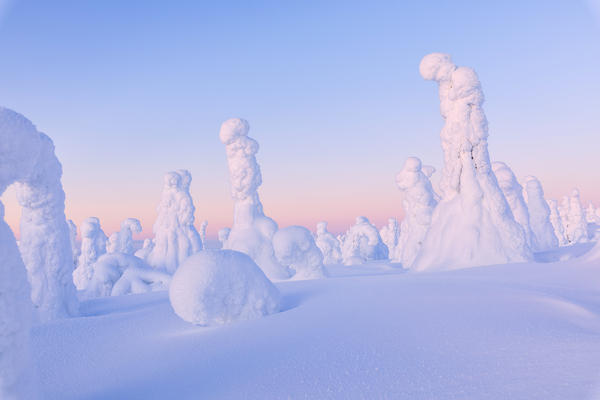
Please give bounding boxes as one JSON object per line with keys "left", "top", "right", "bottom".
{"left": 1, "top": 0, "right": 599, "bottom": 238}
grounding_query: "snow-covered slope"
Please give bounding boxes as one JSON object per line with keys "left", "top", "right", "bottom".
{"left": 32, "top": 253, "right": 600, "bottom": 399}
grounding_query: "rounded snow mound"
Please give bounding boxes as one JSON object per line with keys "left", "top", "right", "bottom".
{"left": 219, "top": 118, "right": 250, "bottom": 145}
{"left": 419, "top": 52, "right": 454, "bottom": 81}
{"left": 169, "top": 250, "right": 281, "bottom": 326}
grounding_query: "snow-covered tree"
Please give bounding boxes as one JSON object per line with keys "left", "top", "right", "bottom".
{"left": 523, "top": 176, "right": 558, "bottom": 251}
{"left": 199, "top": 220, "right": 208, "bottom": 247}
{"left": 219, "top": 118, "right": 291, "bottom": 280}
{"left": 379, "top": 218, "right": 400, "bottom": 258}
{"left": 414, "top": 53, "right": 531, "bottom": 271}
{"left": 492, "top": 162, "right": 536, "bottom": 249}
{"left": 273, "top": 226, "right": 327, "bottom": 280}
{"left": 218, "top": 227, "right": 231, "bottom": 249}
{"left": 565, "top": 189, "right": 588, "bottom": 244}
{"left": 74, "top": 217, "right": 108, "bottom": 290}
{"left": 315, "top": 221, "right": 342, "bottom": 264}
{"left": 393, "top": 157, "right": 438, "bottom": 268}
{"left": 547, "top": 199, "right": 568, "bottom": 246}
{"left": 341, "top": 216, "right": 388, "bottom": 265}
{"left": 146, "top": 170, "right": 203, "bottom": 273}
{"left": 67, "top": 219, "right": 80, "bottom": 265}
{"left": 107, "top": 218, "right": 142, "bottom": 255}
{"left": 134, "top": 238, "right": 154, "bottom": 260}
{"left": 585, "top": 203, "right": 598, "bottom": 224}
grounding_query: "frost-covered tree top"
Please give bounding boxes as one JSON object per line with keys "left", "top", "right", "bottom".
{"left": 341, "top": 216, "right": 388, "bottom": 265}
{"left": 547, "top": 199, "right": 568, "bottom": 246}
{"left": 379, "top": 218, "right": 400, "bottom": 257}
{"left": 315, "top": 221, "right": 342, "bottom": 265}
{"left": 74, "top": 216, "right": 108, "bottom": 290}
{"left": 273, "top": 226, "right": 327, "bottom": 280}
{"left": 414, "top": 54, "right": 531, "bottom": 271}
{"left": 107, "top": 218, "right": 142, "bottom": 255}
{"left": 524, "top": 176, "right": 558, "bottom": 251}
{"left": 565, "top": 189, "right": 588, "bottom": 244}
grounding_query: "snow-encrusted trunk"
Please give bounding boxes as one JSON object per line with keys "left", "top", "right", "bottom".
{"left": 492, "top": 162, "right": 536, "bottom": 250}
{"left": 413, "top": 53, "right": 531, "bottom": 271}
{"left": 315, "top": 221, "right": 342, "bottom": 265}
{"left": 547, "top": 199, "right": 568, "bottom": 246}
{"left": 393, "top": 157, "right": 438, "bottom": 268}
{"left": 74, "top": 217, "right": 107, "bottom": 290}
{"left": 379, "top": 218, "right": 400, "bottom": 259}
{"left": 524, "top": 176, "right": 558, "bottom": 251}
{"left": 219, "top": 118, "right": 290, "bottom": 280}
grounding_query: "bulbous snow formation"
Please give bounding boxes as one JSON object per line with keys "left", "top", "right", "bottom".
{"left": 218, "top": 227, "right": 231, "bottom": 249}
{"left": 379, "top": 218, "right": 400, "bottom": 258}
{"left": 341, "top": 216, "right": 388, "bottom": 265}
{"left": 67, "top": 219, "right": 80, "bottom": 265}
{"left": 146, "top": 170, "right": 203, "bottom": 273}
{"left": 393, "top": 157, "right": 438, "bottom": 268}
{"left": 565, "top": 189, "right": 588, "bottom": 244}
{"left": 107, "top": 218, "right": 142, "bottom": 255}
{"left": 272, "top": 226, "right": 327, "bottom": 280}
{"left": 169, "top": 250, "right": 281, "bottom": 326}
{"left": 547, "top": 199, "right": 568, "bottom": 246}
{"left": 315, "top": 221, "right": 342, "bottom": 264}
{"left": 523, "top": 176, "right": 558, "bottom": 251}
{"left": 219, "top": 118, "right": 291, "bottom": 280}
{"left": 85, "top": 253, "right": 170, "bottom": 298}
{"left": 134, "top": 238, "right": 154, "bottom": 260}
{"left": 492, "top": 162, "right": 536, "bottom": 249}
{"left": 414, "top": 54, "right": 531, "bottom": 271}
{"left": 74, "top": 217, "right": 108, "bottom": 290}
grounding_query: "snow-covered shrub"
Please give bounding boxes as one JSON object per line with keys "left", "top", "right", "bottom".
{"left": 379, "top": 218, "right": 400, "bottom": 258}
{"left": 146, "top": 170, "right": 203, "bottom": 273}
{"left": 393, "top": 157, "right": 438, "bottom": 268}
{"left": 219, "top": 118, "right": 290, "bottom": 280}
{"left": 218, "top": 227, "right": 231, "bottom": 249}
{"left": 74, "top": 217, "right": 107, "bottom": 290}
{"left": 523, "top": 176, "right": 558, "bottom": 251}
{"left": 341, "top": 216, "right": 388, "bottom": 265}
{"left": 314, "top": 221, "right": 342, "bottom": 264}
{"left": 492, "top": 161, "right": 535, "bottom": 249}
{"left": 547, "top": 199, "right": 568, "bottom": 246}
{"left": 107, "top": 218, "right": 142, "bottom": 255}
{"left": 134, "top": 238, "right": 154, "bottom": 260}
{"left": 85, "top": 253, "right": 170, "bottom": 298}
{"left": 67, "top": 219, "right": 80, "bottom": 265}
{"left": 413, "top": 53, "right": 531, "bottom": 271}
{"left": 169, "top": 250, "right": 281, "bottom": 326}
{"left": 272, "top": 226, "right": 327, "bottom": 280}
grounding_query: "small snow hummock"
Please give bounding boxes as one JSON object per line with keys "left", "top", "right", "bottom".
{"left": 219, "top": 118, "right": 291, "bottom": 280}
{"left": 146, "top": 170, "right": 203, "bottom": 273}
{"left": 393, "top": 157, "right": 438, "bottom": 269}
{"left": 379, "top": 218, "right": 400, "bottom": 259}
{"left": 413, "top": 53, "right": 531, "bottom": 271}
{"left": 340, "top": 216, "right": 388, "bottom": 265}
{"left": 315, "top": 221, "right": 342, "bottom": 265}
{"left": 107, "top": 218, "right": 142, "bottom": 255}
{"left": 492, "top": 161, "right": 536, "bottom": 250}
{"left": 85, "top": 253, "right": 171, "bottom": 298}
{"left": 73, "top": 217, "right": 108, "bottom": 290}
{"left": 169, "top": 250, "right": 281, "bottom": 326}
{"left": 547, "top": 199, "right": 568, "bottom": 246}
{"left": 524, "top": 176, "right": 558, "bottom": 251}
{"left": 272, "top": 226, "right": 327, "bottom": 280}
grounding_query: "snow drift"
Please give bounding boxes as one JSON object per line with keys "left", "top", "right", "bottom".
{"left": 413, "top": 53, "right": 531, "bottom": 271}
{"left": 272, "top": 226, "right": 327, "bottom": 280}
{"left": 169, "top": 250, "right": 281, "bottom": 326}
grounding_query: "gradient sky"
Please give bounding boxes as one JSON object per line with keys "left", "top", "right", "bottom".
{"left": 1, "top": 0, "right": 599, "bottom": 240}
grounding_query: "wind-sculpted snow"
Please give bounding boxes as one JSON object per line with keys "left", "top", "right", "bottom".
{"left": 85, "top": 253, "right": 170, "bottom": 298}
{"left": 74, "top": 217, "right": 108, "bottom": 290}
{"left": 341, "top": 216, "right": 388, "bottom": 265}
{"left": 146, "top": 170, "right": 202, "bottom": 273}
{"left": 134, "top": 238, "right": 154, "bottom": 260}
{"left": 315, "top": 221, "right": 342, "bottom": 265}
{"left": 393, "top": 157, "right": 437, "bottom": 268}
{"left": 414, "top": 54, "right": 531, "bottom": 271}
{"left": 379, "top": 218, "right": 400, "bottom": 259}
{"left": 107, "top": 218, "right": 142, "bottom": 255}
{"left": 219, "top": 118, "right": 291, "bottom": 280}
{"left": 273, "top": 226, "right": 327, "bottom": 280}
{"left": 547, "top": 199, "right": 568, "bottom": 246}
{"left": 524, "top": 176, "right": 558, "bottom": 251}
{"left": 169, "top": 250, "right": 281, "bottom": 325}
{"left": 492, "top": 162, "right": 536, "bottom": 249}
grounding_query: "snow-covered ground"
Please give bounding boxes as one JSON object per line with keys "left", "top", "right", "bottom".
{"left": 32, "top": 249, "right": 600, "bottom": 399}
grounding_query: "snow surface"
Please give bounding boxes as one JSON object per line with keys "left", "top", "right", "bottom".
{"left": 524, "top": 176, "right": 559, "bottom": 251}
{"left": 414, "top": 53, "right": 531, "bottom": 271}
{"left": 314, "top": 221, "right": 342, "bottom": 265}
{"left": 73, "top": 217, "right": 108, "bottom": 291}
{"left": 30, "top": 249, "right": 600, "bottom": 399}
{"left": 340, "top": 216, "right": 388, "bottom": 265}
{"left": 219, "top": 118, "right": 291, "bottom": 280}
{"left": 169, "top": 250, "right": 280, "bottom": 326}
{"left": 272, "top": 226, "right": 327, "bottom": 280}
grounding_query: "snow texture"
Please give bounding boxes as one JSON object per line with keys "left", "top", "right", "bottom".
{"left": 379, "top": 218, "right": 400, "bottom": 258}
{"left": 134, "top": 238, "right": 154, "bottom": 260}
{"left": 341, "top": 216, "right": 388, "bottom": 265}
{"left": 146, "top": 170, "right": 203, "bottom": 273}
{"left": 272, "top": 226, "right": 327, "bottom": 280}
{"left": 169, "top": 250, "right": 281, "bottom": 326}
{"left": 563, "top": 190, "right": 588, "bottom": 244}
{"left": 73, "top": 217, "right": 107, "bottom": 290}
{"left": 107, "top": 218, "right": 142, "bottom": 255}
{"left": 492, "top": 161, "right": 536, "bottom": 249}
{"left": 524, "top": 176, "right": 558, "bottom": 251}
{"left": 219, "top": 118, "right": 291, "bottom": 280}
{"left": 585, "top": 203, "right": 598, "bottom": 224}
{"left": 548, "top": 199, "right": 568, "bottom": 246}
{"left": 67, "top": 219, "right": 80, "bottom": 265}
{"left": 85, "top": 253, "right": 170, "bottom": 298}
{"left": 393, "top": 157, "right": 438, "bottom": 268}
{"left": 218, "top": 227, "right": 230, "bottom": 249}
{"left": 199, "top": 220, "right": 208, "bottom": 247}
{"left": 314, "top": 221, "right": 342, "bottom": 265}
{"left": 414, "top": 53, "right": 531, "bottom": 271}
